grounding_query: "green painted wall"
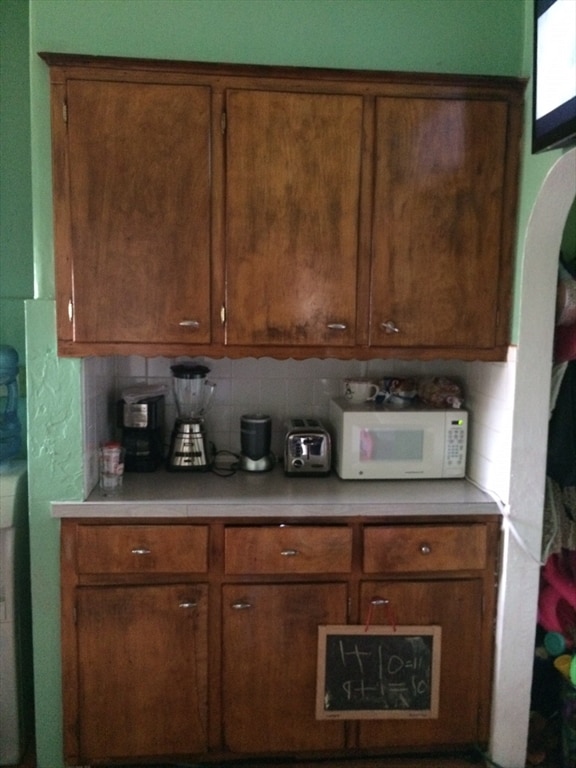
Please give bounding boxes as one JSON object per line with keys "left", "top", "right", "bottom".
{"left": 19, "top": 1, "right": 565, "bottom": 765}
{"left": 1, "top": 0, "right": 33, "bottom": 455}
{"left": 31, "top": 0, "right": 526, "bottom": 73}
{"left": 25, "top": 299, "right": 82, "bottom": 765}
{"left": 0, "top": 0, "right": 34, "bottom": 357}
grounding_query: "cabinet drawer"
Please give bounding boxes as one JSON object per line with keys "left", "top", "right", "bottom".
{"left": 225, "top": 526, "right": 352, "bottom": 574}
{"left": 76, "top": 525, "right": 209, "bottom": 574}
{"left": 363, "top": 524, "right": 488, "bottom": 573}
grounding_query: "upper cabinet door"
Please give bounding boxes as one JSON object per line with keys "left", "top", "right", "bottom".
{"left": 224, "top": 89, "right": 364, "bottom": 347}
{"left": 62, "top": 80, "right": 212, "bottom": 345}
{"left": 370, "top": 97, "right": 509, "bottom": 350}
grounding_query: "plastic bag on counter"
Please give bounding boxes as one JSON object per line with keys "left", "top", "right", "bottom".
{"left": 121, "top": 384, "right": 167, "bottom": 404}
{"left": 377, "top": 377, "right": 418, "bottom": 406}
{"left": 417, "top": 377, "right": 464, "bottom": 409}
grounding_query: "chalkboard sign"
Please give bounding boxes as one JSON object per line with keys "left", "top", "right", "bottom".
{"left": 316, "top": 625, "right": 441, "bottom": 720}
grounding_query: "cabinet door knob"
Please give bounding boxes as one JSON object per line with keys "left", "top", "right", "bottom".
{"left": 370, "top": 597, "right": 389, "bottom": 606}
{"left": 420, "top": 543, "right": 432, "bottom": 555}
{"left": 326, "top": 322, "right": 348, "bottom": 331}
{"left": 131, "top": 547, "right": 151, "bottom": 555}
{"left": 380, "top": 320, "right": 400, "bottom": 334}
{"left": 179, "top": 320, "right": 201, "bottom": 328}
{"left": 178, "top": 601, "right": 198, "bottom": 610}
{"left": 280, "top": 548, "right": 299, "bottom": 557}
{"left": 231, "top": 601, "right": 252, "bottom": 610}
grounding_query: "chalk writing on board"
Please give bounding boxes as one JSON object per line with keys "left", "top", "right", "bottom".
{"left": 316, "top": 625, "right": 441, "bottom": 720}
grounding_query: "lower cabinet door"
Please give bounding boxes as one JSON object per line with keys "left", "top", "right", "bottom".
{"left": 76, "top": 584, "right": 208, "bottom": 760}
{"left": 358, "top": 579, "right": 485, "bottom": 748}
{"left": 222, "top": 582, "right": 347, "bottom": 753}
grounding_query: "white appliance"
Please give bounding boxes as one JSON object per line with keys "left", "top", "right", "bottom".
{"left": 0, "top": 460, "right": 31, "bottom": 766}
{"left": 329, "top": 397, "right": 468, "bottom": 480}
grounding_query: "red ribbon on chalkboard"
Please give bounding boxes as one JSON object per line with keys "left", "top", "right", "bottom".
{"left": 364, "top": 597, "right": 397, "bottom": 632}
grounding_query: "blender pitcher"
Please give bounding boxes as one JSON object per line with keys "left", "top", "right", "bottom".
{"left": 167, "top": 363, "right": 216, "bottom": 470}
{"left": 171, "top": 363, "right": 215, "bottom": 419}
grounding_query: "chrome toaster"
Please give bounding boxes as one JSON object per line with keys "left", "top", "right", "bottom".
{"left": 284, "top": 418, "right": 331, "bottom": 476}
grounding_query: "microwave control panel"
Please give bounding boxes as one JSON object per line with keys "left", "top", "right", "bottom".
{"left": 443, "top": 415, "right": 468, "bottom": 476}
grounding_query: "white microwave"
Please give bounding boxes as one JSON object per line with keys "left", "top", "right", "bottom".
{"left": 329, "top": 397, "right": 468, "bottom": 480}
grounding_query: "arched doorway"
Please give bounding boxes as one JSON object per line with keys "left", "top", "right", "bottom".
{"left": 490, "top": 148, "right": 576, "bottom": 767}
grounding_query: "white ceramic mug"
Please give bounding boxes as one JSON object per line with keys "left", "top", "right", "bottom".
{"left": 344, "top": 379, "right": 379, "bottom": 403}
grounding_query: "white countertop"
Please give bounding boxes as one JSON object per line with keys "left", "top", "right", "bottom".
{"left": 52, "top": 466, "right": 500, "bottom": 518}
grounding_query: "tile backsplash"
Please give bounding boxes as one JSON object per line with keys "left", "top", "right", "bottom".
{"left": 82, "top": 353, "right": 515, "bottom": 501}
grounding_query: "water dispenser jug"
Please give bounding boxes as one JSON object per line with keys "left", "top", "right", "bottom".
{"left": 0, "top": 346, "right": 22, "bottom": 464}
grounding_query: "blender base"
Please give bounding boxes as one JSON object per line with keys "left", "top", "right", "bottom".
{"left": 166, "top": 417, "right": 213, "bottom": 470}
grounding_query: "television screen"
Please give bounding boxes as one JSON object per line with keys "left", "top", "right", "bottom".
{"left": 532, "top": 0, "right": 576, "bottom": 153}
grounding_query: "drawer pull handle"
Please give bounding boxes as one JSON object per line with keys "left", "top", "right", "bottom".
{"left": 280, "top": 548, "right": 299, "bottom": 557}
{"left": 131, "top": 548, "right": 151, "bottom": 555}
{"left": 420, "top": 543, "right": 432, "bottom": 555}
{"left": 231, "top": 601, "right": 252, "bottom": 610}
{"left": 178, "top": 601, "right": 198, "bottom": 610}
{"left": 178, "top": 319, "right": 201, "bottom": 328}
{"left": 327, "top": 322, "right": 348, "bottom": 331}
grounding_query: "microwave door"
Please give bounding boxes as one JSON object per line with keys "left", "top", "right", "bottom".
{"left": 352, "top": 424, "right": 443, "bottom": 479}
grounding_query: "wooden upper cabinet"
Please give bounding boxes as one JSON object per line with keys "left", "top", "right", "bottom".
{"left": 53, "top": 74, "right": 212, "bottom": 349}
{"left": 224, "top": 88, "right": 364, "bottom": 347}
{"left": 42, "top": 54, "right": 524, "bottom": 359}
{"left": 369, "top": 96, "right": 513, "bottom": 351}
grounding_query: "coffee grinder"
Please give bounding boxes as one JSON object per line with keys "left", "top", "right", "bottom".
{"left": 167, "top": 363, "right": 216, "bottom": 470}
{"left": 117, "top": 393, "right": 165, "bottom": 472}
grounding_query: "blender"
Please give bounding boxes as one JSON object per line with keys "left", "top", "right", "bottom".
{"left": 167, "top": 363, "right": 216, "bottom": 470}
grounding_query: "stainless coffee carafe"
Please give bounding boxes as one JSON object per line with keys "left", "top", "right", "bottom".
{"left": 167, "top": 363, "right": 215, "bottom": 470}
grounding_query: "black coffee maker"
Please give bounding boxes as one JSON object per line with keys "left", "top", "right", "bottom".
{"left": 117, "top": 394, "right": 165, "bottom": 472}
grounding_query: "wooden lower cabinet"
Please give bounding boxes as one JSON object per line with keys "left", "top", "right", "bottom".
{"left": 76, "top": 584, "right": 208, "bottom": 760}
{"left": 60, "top": 516, "right": 499, "bottom": 765}
{"left": 222, "top": 582, "right": 347, "bottom": 752}
{"left": 358, "top": 579, "right": 486, "bottom": 748}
